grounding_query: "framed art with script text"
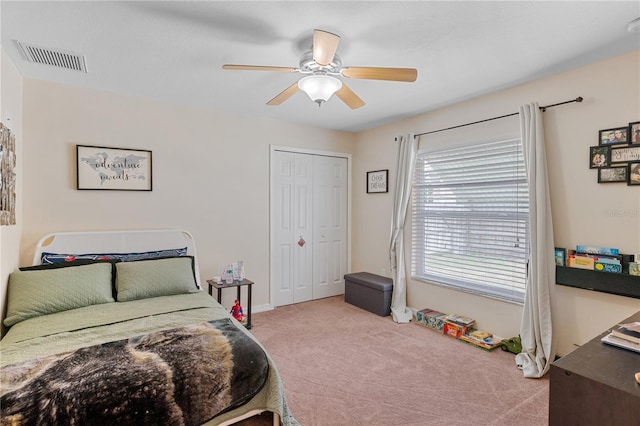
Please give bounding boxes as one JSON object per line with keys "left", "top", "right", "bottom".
{"left": 76, "top": 145, "right": 152, "bottom": 191}
{"left": 611, "top": 145, "right": 640, "bottom": 163}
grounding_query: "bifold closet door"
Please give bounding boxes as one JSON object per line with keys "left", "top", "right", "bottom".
{"left": 272, "top": 151, "right": 347, "bottom": 307}
{"left": 312, "top": 155, "right": 347, "bottom": 299}
{"left": 272, "top": 152, "right": 313, "bottom": 306}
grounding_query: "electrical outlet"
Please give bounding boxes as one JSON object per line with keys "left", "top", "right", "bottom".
{"left": 380, "top": 268, "right": 386, "bottom": 276}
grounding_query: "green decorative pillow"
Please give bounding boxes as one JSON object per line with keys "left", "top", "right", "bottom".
{"left": 4, "top": 263, "right": 114, "bottom": 327}
{"left": 20, "top": 259, "right": 121, "bottom": 299}
{"left": 115, "top": 256, "right": 199, "bottom": 302}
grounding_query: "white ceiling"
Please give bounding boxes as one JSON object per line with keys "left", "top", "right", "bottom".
{"left": 2, "top": 1, "right": 639, "bottom": 133}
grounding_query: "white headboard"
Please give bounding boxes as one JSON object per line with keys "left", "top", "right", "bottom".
{"left": 33, "top": 229, "right": 201, "bottom": 287}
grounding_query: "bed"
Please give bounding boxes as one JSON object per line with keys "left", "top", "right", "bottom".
{"left": 0, "top": 229, "right": 298, "bottom": 426}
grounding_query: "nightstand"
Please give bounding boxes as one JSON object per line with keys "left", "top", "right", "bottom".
{"left": 207, "top": 278, "right": 254, "bottom": 329}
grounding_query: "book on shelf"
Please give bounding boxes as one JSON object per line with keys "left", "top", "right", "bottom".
{"left": 594, "top": 261, "right": 622, "bottom": 274}
{"left": 567, "top": 255, "right": 594, "bottom": 270}
{"left": 575, "top": 245, "right": 619, "bottom": 256}
{"left": 592, "top": 256, "right": 621, "bottom": 264}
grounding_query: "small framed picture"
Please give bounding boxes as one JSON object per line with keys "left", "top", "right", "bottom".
{"left": 598, "top": 166, "right": 627, "bottom": 183}
{"left": 628, "top": 162, "right": 640, "bottom": 186}
{"left": 589, "top": 146, "right": 610, "bottom": 168}
{"left": 367, "top": 169, "right": 388, "bottom": 193}
{"left": 554, "top": 248, "right": 566, "bottom": 267}
{"left": 629, "top": 121, "right": 640, "bottom": 145}
{"left": 599, "top": 126, "right": 628, "bottom": 145}
{"left": 611, "top": 145, "right": 640, "bottom": 163}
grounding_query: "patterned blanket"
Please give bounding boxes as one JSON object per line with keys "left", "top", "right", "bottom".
{"left": 0, "top": 318, "right": 269, "bottom": 426}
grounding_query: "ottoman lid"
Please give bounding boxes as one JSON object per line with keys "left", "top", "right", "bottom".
{"left": 344, "top": 272, "right": 393, "bottom": 291}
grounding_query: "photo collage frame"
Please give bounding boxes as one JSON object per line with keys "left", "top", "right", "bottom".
{"left": 590, "top": 121, "right": 640, "bottom": 185}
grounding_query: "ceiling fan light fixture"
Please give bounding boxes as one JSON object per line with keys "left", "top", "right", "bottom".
{"left": 298, "top": 75, "right": 342, "bottom": 106}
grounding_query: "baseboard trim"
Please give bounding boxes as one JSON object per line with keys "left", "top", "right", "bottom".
{"left": 253, "top": 303, "right": 412, "bottom": 316}
{"left": 252, "top": 303, "right": 274, "bottom": 313}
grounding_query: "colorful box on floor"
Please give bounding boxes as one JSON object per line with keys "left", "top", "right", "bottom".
{"left": 443, "top": 314, "right": 475, "bottom": 338}
{"left": 416, "top": 308, "right": 447, "bottom": 332}
{"left": 416, "top": 309, "right": 430, "bottom": 323}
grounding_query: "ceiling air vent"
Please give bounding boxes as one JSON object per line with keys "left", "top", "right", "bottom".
{"left": 15, "top": 41, "right": 87, "bottom": 73}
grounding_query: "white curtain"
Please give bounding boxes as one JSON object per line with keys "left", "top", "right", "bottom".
{"left": 515, "top": 103, "right": 557, "bottom": 378}
{"left": 389, "top": 133, "right": 419, "bottom": 323}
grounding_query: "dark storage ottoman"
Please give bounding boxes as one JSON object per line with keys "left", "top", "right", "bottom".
{"left": 344, "top": 272, "right": 393, "bottom": 316}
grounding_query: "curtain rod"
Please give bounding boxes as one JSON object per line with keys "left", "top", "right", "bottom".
{"left": 414, "top": 96, "right": 583, "bottom": 137}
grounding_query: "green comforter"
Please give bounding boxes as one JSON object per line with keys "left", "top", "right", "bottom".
{"left": 0, "top": 292, "right": 298, "bottom": 426}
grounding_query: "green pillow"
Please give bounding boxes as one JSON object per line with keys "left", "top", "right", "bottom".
{"left": 4, "top": 262, "right": 114, "bottom": 327}
{"left": 20, "top": 259, "right": 121, "bottom": 299}
{"left": 115, "top": 256, "right": 199, "bottom": 302}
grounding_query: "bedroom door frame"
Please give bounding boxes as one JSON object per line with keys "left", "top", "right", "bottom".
{"left": 269, "top": 145, "right": 352, "bottom": 308}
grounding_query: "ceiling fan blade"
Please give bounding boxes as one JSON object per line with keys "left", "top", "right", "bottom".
{"left": 223, "top": 64, "right": 297, "bottom": 73}
{"left": 335, "top": 83, "right": 365, "bottom": 110}
{"left": 313, "top": 29, "right": 340, "bottom": 66}
{"left": 342, "top": 67, "right": 418, "bottom": 82}
{"left": 267, "top": 82, "right": 300, "bottom": 106}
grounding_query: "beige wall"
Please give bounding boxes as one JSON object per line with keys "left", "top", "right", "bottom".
{"left": 352, "top": 50, "right": 640, "bottom": 356}
{"left": 18, "top": 79, "right": 355, "bottom": 309}
{"left": 0, "top": 49, "right": 23, "bottom": 331}
{"left": 5, "top": 47, "right": 640, "bottom": 356}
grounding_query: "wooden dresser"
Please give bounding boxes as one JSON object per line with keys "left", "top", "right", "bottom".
{"left": 549, "top": 311, "right": 640, "bottom": 426}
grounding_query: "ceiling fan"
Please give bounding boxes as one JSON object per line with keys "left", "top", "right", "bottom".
{"left": 222, "top": 29, "right": 418, "bottom": 109}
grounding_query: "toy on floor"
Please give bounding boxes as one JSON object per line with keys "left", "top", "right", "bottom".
{"left": 500, "top": 336, "right": 522, "bottom": 354}
{"left": 230, "top": 299, "right": 246, "bottom": 322}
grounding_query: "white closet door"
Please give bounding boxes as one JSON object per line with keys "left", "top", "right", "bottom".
{"left": 272, "top": 150, "right": 347, "bottom": 307}
{"left": 272, "top": 152, "right": 313, "bottom": 307}
{"left": 292, "top": 153, "right": 314, "bottom": 303}
{"left": 312, "top": 155, "right": 347, "bottom": 299}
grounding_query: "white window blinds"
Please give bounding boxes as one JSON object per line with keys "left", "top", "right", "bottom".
{"left": 411, "top": 138, "right": 529, "bottom": 303}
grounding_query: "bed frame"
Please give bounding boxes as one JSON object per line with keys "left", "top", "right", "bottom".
{"left": 29, "top": 229, "right": 280, "bottom": 425}
{"left": 33, "top": 229, "right": 202, "bottom": 288}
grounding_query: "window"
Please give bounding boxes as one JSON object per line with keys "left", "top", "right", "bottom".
{"left": 411, "top": 139, "right": 529, "bottom": 303}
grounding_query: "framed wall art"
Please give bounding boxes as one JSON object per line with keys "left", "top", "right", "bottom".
{"left": 76, "top": 145, "right": 152, "bottom": 191}
{"left": 611, "top": 145, "right": 640, "bottom": 163}
{"left": 367, "top": 169, "right": 388, "bottom": 193}
{"left": 598, "top": 126, "right": 628, "bottom": 145}
{"left": 597, "top": 166, "right": 627, "bottom": 183}
{"left": 0, "top": 122, "right": 16, "bottom": 225}
{"left": 589, "top": 146, "right": 610, "bottom": 169}
{"left": 629, "top": 121, "right": 640, "bottom": 145}
{"left": 628, "top": 162, "right": 640, "bottom": 186}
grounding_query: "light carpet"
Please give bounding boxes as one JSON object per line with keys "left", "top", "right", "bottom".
{"left": 244, "top": 296, "right": 549, "bottom": 426}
